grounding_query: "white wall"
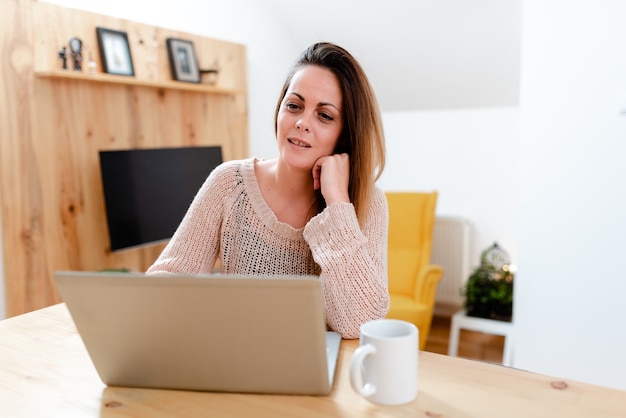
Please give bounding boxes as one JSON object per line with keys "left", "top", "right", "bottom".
{"left": 515, "top": 0, "right": 626, "bottom": 390}
{"left": 378, "top": 108, "right": 519, "bottom": 267}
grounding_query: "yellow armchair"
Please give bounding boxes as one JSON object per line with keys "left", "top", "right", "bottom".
{"left": 385, "top": 192, "right": 443, "bottom": 350}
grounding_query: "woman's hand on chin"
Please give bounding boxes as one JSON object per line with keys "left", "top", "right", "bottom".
{"left": 312, "top": 153, "right": 350, "bottom": 205}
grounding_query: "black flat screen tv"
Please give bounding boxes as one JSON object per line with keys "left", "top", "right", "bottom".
{"left": 99, "top": 146, "right": 223, "bottom": 251}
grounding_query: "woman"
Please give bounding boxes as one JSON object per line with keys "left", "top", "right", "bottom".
{"left": 147, "top": 42, "right": 389, "bottom": 339}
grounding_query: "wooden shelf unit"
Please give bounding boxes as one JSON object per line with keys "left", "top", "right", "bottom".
{"left": 35, "top": 70, "right": 245, "bottom": 95}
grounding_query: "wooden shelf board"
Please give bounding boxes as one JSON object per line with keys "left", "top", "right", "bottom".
{"left": 35, "top": 70, "right": 243, "bottom": 95}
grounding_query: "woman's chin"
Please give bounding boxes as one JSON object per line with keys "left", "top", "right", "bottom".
{"left": 280, "top": 153, "right": 315, "bottom": 172}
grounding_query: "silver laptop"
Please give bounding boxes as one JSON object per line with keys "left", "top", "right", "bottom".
{"left": 54, "top": 271, "right": 341, "bottom": 395}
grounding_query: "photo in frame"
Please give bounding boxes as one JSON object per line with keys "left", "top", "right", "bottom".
{"left": 96, "top": 27, "right": 135, "bottom": 76}
{"left": 166, "top": 38, "right": 201, "bottom": 83}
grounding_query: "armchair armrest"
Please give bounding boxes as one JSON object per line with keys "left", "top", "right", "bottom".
{"left": 412, "top": 264, "right": 444, "bottom": 304}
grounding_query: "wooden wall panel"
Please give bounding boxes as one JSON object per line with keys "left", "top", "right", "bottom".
{"left": 1, "top": 0, "right": 38, "bottom": 315}
{"left": 0, "top": 0, "right": 248, "bottom": 317}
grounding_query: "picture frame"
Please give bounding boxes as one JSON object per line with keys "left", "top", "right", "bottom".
{"left": 96, "top": 27, "right": 135, "bottom": 76}
{"left": 166, "top": 38, "right": 201, "bottom": 83}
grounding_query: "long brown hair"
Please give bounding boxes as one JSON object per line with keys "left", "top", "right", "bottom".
{"left": 274, "top": 42, "right": 386, "bottom": 224}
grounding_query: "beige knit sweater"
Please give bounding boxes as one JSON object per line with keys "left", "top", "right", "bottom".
{"left": 147, "top": 158, "right": 390, "bottom": 338}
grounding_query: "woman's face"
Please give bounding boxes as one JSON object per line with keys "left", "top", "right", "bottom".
{"left": 276, "top": 65, "right": 343, "bottom": 172}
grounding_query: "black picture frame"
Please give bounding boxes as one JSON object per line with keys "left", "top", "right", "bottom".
{"left": 166, "top": 38, "right": 201, "bottom": 83}
{"left": 96, "top": 27, "right": 135, "bottom": 76}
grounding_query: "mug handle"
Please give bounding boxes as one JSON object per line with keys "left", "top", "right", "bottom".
{"left": 349, "top": 344, "right": 377, "bottom": 398}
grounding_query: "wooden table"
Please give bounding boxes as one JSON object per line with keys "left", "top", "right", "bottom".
{"left": 1, "top": 304, "right": 624, "bottom": 417}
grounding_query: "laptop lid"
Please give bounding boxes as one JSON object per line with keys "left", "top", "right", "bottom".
{"left": 54, "top": 271, "right": 341, "bottom": 395}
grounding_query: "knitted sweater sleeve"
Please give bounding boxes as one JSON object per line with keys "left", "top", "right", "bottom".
{"left": 303, "top": 187, "right": 390, "bottom": 339}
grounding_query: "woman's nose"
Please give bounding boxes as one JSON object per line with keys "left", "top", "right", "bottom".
{"left": 296, "top": 116, "right": 311, "bottom": 132}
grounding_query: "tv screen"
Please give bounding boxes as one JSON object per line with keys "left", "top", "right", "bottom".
{"left": 99, "top": 146, "right": 223, "bottom": 251}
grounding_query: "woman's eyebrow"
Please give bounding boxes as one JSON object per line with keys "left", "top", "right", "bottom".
{"left": 289, "top": 92, "right": 305, "bottom": 101}
{"left": 288, "top": 92, "right": 340, "bottom": 111}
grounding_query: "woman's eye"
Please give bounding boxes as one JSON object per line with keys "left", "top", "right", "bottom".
{"left": 286, "top": 103, "right": 300, "bottom": 111}
{"left": 319, "top": 112, "right": 334, "bottom": 121}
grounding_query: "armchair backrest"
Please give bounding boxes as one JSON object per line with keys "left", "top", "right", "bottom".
{"left": 386, "top": 191, "right": 438, "bottom": 296}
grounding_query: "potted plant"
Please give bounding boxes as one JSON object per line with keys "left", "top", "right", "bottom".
{"left": 462, "top": 242, "right": 514, "bottom": 322}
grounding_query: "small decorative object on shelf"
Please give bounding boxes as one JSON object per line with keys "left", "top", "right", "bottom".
{"left": 166, "top": 38, "right": 201, "bottom": 83}
{"left": 199, "top": 60, "right": 220, "bottom": 85}
{"left": 462, "top": 242, "right": 515, "bottom": 322}
{"left": 200, "top": 68, "right": 219, "bottom": 85}
{"left": 68, "top": 37, "right": 83, "bottom": 71}
{"left": 96, "top": 27, "right": 135, "bottom": 77}
{"left": 58, "top": 46, "right": 68, "bottom": 70}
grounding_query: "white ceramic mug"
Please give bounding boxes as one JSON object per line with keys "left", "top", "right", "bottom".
{"left": 349, "top": 319, "right": 418, "bottom": 405}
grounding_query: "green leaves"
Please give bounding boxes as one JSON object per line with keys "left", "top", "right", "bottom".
{"left": 463, "top": 266, "right": 514, "bottom": 322}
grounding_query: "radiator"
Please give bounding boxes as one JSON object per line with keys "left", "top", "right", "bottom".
{"left": 431, "top": 216, "right": 471, "bottom": 315}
